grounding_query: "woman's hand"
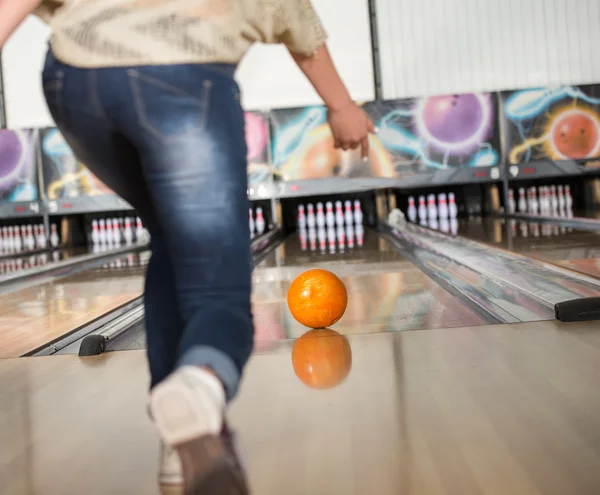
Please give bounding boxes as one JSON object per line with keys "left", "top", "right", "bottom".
{"left": 327, "top": 101, "right": 375, "bottom": 159}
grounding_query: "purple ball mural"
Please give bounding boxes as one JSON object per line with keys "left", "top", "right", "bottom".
{"left": 0, "top": 130, "right": 38, "bottom": 202}
{"left": 414, "top": 93, "right": 493, "bottom": 155}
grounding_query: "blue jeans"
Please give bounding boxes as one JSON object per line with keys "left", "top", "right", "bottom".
{"left": 42, "top": 51, "right": 253, "bottom": 400}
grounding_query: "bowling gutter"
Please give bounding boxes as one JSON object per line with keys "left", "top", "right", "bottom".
{"left": 32, "top": 228, "right": 285, "bottom": 357}
{"left": 393, "top": 221, "right": 600, "bottom": 318}
{"left": 380, "top": 224, "right": 552, "bottom": 324}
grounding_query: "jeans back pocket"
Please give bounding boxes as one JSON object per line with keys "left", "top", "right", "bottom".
{"left": 127, "top": 69, "right": 213, "bottom": 142}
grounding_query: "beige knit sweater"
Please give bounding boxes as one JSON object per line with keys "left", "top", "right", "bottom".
{"left": 35, "top": 0, "right": 327, "bottom": 68}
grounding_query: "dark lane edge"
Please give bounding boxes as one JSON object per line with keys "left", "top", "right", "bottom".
{"left": 504, "top": 212, "right": 600, "bottom": 232}
{"left": 0, "top": 242, "right": 149, "bottom": 292}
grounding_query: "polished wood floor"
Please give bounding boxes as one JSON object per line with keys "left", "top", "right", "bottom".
{"left": 3, "top": 320, "right": 600, "bottom": 494}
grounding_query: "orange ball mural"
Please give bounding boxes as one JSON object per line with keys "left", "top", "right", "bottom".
{"left": 292, "top": 329, "right": 352, "bottom": 389}
{"left": 553, "top": 111, "right": 599, "bottom": 159}
{"left": 287, "top": 269, "right": 348, "bottom": 329}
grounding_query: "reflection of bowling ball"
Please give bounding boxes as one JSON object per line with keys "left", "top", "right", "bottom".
{"left": 422, "top": 94, "right": 483, "bottom": 144}
{"left": 0, "top": 131, "right": 23, "bottom": 179}
{"left": 287, "top": 269, "right": 347, "bottom": 328}
{"left": 553, "top": 112, "right": 598, "bottom": 159}
{"left": 292, "top": 329, "right": 352, "bottom": 389}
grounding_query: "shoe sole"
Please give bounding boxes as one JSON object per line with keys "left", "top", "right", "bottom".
{"left": 177, "top": 435, "right": 248, "bottom": 495}
{"left": 150, "top": 379, "right": 249, "bottom": 495}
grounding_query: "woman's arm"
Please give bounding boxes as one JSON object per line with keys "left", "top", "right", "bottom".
{"left": 0, "top": 0, "right": 42, "bottom": 47}
{"left": 291, "top": 44, "right": 374, "bottom": 159}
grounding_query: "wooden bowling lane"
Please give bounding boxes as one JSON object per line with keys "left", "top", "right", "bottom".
{"left": 453, "top": 217, "right": 600, "bottom": 279}
{"left": 0, "top": 251, "right": 148, "bottom": 358}
{"left": 4, "top": 320, "right": 600, "bottom": 494}
{"left": 252, "top": 230, "right": 487, "bottom": 350}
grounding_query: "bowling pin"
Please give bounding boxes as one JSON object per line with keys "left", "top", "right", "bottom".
{"left": 13, "top": 226, "right": 22, "bottom": 252}
{"left": 306, "top": 204, "right": 316, "bottom": 229}
{"left": 418, "top": 196, "right": 427, "bottom": 222}
{"left": 346, "top": 224, "right": 355, "bottom": 249}
{"left": 297, "top": 204, "right": 306, "bottom": 230}
{"left": 407, "top": 196, "right": 417, "bottom": 223}
{"left": 6, "top": 226, "right": 14, "bottom": 252}
{"left": 353, "top": 200, "right": 363, "bottom": 225}
{"left": 106, "top": 221, "right": 114, "bottom": 247}
{"left": 518, "top": 188, "right": 527, "bottom": 213}
{"left": 550, "top": 185, "right": 558, "bottom": 215}
{"left": 507, "top": 189, "right": 516, "bottom": 214}
{"left": 99, "top": 219, "right": 107, "bottom": 244}
{"left": 317, "top": 227, "right": 326, "bottom": 253}
{"left": 308, "top": 227, "right": 317, "bottom": 251}
{"left": 427, "top": 194, "right": 437, "bottom": 220}
{"left": 112, "top": 218, "right": 121, "bottom": 245}
{"left": 530, "top": 188, "right": 539, "bottom": 215}
{"left": 91, "top": 220, "right": 100, "bottom": 245}
{"left": 438, "top": 193, "right": 448, "bottom": 219}
{"left": 315, "top": 202, "right": 326, "bottom": 228}
{"left": 26, "top": 225, "right": 34, "bottom": 250}
{"left": 565, "top": 185, "right": 573, "bottom": 212}
{"left": 325, "top": 201, "right": 335, "bottom": 228}
{"left": 255, "top": 207, "right": 265, "bottom": 235}
{"left": 344, "top": 200, "right": 353, "bottom": 226}
{"left": 50, "top": 224, "right": 60, "bottom": 248}
{"left": 39, "top": 224, "right": 47, "bottom": 249}
{"left": 248, "top": 208, "right": 255, "bottom": 237}
{"left": 123, "top": 218, "right": 133, "bottom": 245}
{"left": 335, "top": 201, "right": 345, "bottom": 227}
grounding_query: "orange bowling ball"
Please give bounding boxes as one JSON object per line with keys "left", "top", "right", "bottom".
{"left": 292, "top": 329, "right": 352, "bottom": 389}
{"left": 287, "top": 269, "right": 347, "bottom": 328}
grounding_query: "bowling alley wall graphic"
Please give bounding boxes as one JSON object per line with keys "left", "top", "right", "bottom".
{"left": 502, "top": 84, "right": 600, "bottom": 164}
{"left": 245, "top": 112, "right": 272, "bottom": 185}
{"left": 0, "top": 129, "right": 39, "bottom": 203}
{"left": 362, "top": 93, "right": 501, "bottom": 176}
{"left": 40, "top": 128, "right": 116, "bottom": 199}
{"left": 270, "top": 106, "right": 373, "bottom": 181}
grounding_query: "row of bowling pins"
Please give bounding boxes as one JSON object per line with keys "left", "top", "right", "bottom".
{"left": 0, "top": 224, "right": 59, "bottom": 255}
{"left": 406, "top": 193, "right": 458, "bottom": 223}
{"left": 299, "top": 224, "right": 364, "bottom": 253}
{"left": 298, "top": 200, "right": 363, "bottom": 230}
{"left": 511, "top": 220, "right": 572, "bottom": 238}
{"left": 0, "top": 251, "right": 59, "bottom": 275}
{"left": 91, "top": 217, "right": 146, "bottom": 246}
{"left": 249, "top": 207, "right": 266, "bottom": 237}
{"left": 509, "top": 185, "right": 573, "bottom": 216}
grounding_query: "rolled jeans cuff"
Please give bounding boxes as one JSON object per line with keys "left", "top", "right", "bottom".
{"left": 177, "top": 346, "right": 240, "bottom": 401}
